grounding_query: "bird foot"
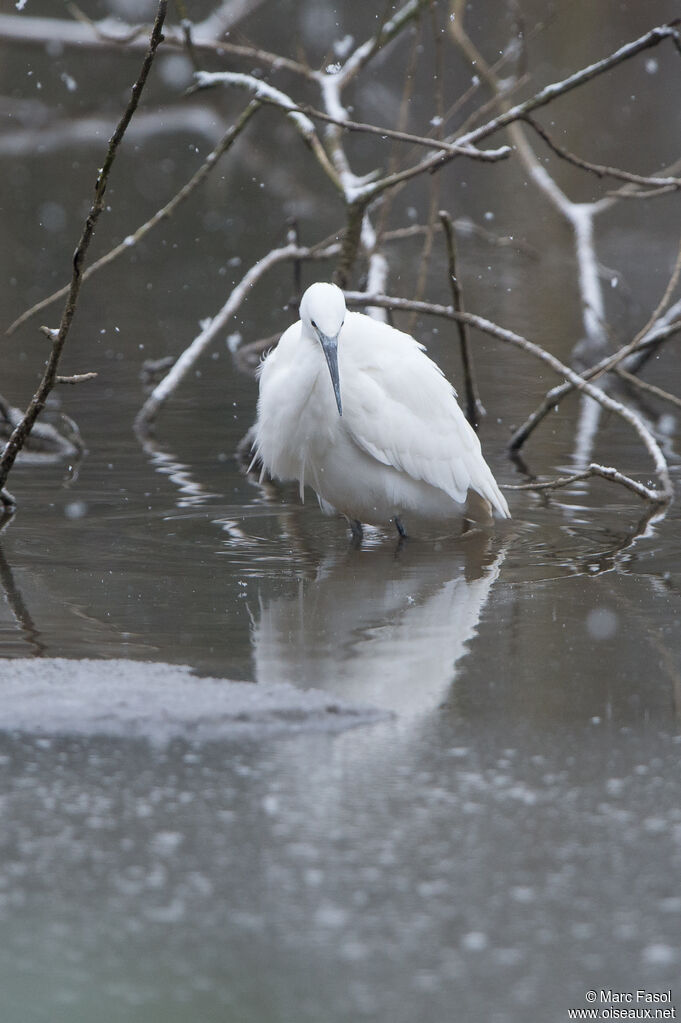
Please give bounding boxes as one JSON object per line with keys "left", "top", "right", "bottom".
{"left": 394, "top": 516, "right": 408, "bottom": 539}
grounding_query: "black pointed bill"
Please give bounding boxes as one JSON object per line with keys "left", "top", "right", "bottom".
{"left": 318, "top": 331, "right": 343, "bottom": 417}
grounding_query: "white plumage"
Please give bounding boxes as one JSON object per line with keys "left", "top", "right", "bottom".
{"left": 252, "top": 282, "right": 509, "bottom": 536}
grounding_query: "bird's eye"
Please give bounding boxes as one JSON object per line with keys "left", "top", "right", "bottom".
{"left": 311, "top": 319, "right": 318, "bottom": 330}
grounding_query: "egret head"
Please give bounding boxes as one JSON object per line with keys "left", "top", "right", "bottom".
{"left": 299, "top": 282, "right": 345, "bottom": 417}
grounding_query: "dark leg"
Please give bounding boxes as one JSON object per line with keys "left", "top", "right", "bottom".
{"left": 394, "top": 516, "right": 408, "bottom": 539}
{"left": 350, "top": 519, "right": 364, "bottom": 543}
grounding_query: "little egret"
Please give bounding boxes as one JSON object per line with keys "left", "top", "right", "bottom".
{"left": 252, "top": 282, "right": 509, "bottom": 538}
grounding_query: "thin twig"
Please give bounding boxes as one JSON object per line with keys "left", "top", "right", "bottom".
{"left": 66, "top": 1, "right": 147, "bottom": 44}
{"left": 379, "top": 219, "right": 538, "bottom": 256}
{"left": 409, "top": 183, "right": 440, "bottom": 330}
{"left": 255, "top": 97, "right": 512, "bottom": 162}
{"left": 0, "top": 1, "right": 168, "bottom": 498}
{"left": 615, "top": 366, "right": 681, "bottom": 411}
{"left": 7, "top": 100, "right": 260, "bottom": 336}
{"left": 523, "top": 115, "right": 681, "bottom": 190}
{"left": 287, "top": 220, "right": 303, "bottom": 310}
{"left": 333, "top": 0, "right": 431, "bottom": 86}
{"left": 232, "top": 331, "right": 282, "bottom": 375}
{"left": 55, "top": 373, "right": 98, "bottom": 385}
{"left": 375, "top": 19, "right": 422, "bottom": 248}
{"left": 440, "top": 211, "right": 483, "bottom": 427}
{"left": 180, "top": 18, "right": 200, "bottom": 72}
{"left": 504, "top": 464, "right": 664, "bottom": 504}
{"left": 0, "top": 392, "right": 79, "bottom": 456}
{"left": 610, "top": 184, "right": 679, "bottom": 200}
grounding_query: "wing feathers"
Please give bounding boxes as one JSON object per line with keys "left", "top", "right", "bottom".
{"left": 340, "top": 314, "right": 509, "bottom": 517}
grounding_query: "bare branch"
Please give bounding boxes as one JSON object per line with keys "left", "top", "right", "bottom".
{"left": 358, "top": 22, "right": 681, "bottom": 207}
{"left": 440, "top": 211, "right": 483, "bottom": 428}
{"left": 0, "top": 104, "right": 225, "bottom": 161}
{"left": 379, "top": 219, "right": 538, "bottom": 257}
{"left": 446, "top": 16, "right": 681, "bottom": 458}
{"left": 66, "top": 1, "right": 148, "bottom": 44}
{"left": 1, "top": 391, "right": 79, "bottom": 457}
{"left": 523, "top": 115, "right": 681, "bottom": 191}
{"left": 633, "top": 231, "right": 681, "bottom": 344}
{"left": 615, "top": 367, "right": 681, "bottom": 411}
{"left": 448, "top": 7, "right": 614, "bottom": 347}
{"left": 232, "top": 332, "right": 282, "bottom": 376}
{"left": 254, "top": 97, "right": 512, "bottom": 162}
{"left": 0, "top": 1, "right": 168, "bottom": 496}
{"left": 504, "top": 464, "right": 665, "bottom": 504}
{"left": 55, "top": 373, "right": 98, "bottom": 385}
{"left": 609, "top": 184, "right": 679, "bottom": 201}
{"left": 7, "top": 100, "right": 261, "bottom": 336}
{"left": 0, "top": 487, "right": 15, "bottom": 511}
{"left": 408, "top": 15, "right": 444, "bottom": 334}
{"left": 375, "top": 21, "right": 424, "bottom": 247}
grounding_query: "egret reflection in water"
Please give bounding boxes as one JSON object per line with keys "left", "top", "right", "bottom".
{"left": 253, "top": 533, "right": 507, "bottom": 720}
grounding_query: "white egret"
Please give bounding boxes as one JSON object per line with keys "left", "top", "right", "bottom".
{"left": 252, "top": 282, "right": 509, "bottom": 538}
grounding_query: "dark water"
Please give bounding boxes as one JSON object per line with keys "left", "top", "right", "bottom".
{"left": 1, "top": 2, "right": 680, "bottom": 1020}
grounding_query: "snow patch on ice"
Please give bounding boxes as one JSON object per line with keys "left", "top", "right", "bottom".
{"left": 0, "top": 659, "right": 389, "bottom": 742}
